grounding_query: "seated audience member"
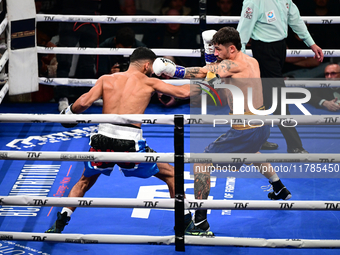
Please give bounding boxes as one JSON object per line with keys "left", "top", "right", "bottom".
{"left": 100, "top": 0, "right": 150, "bottom": 45}
{"left": 206, "top": 0, "right": 241, "bottom": 30}
{"left": 37, "top": 26, "right": 58, "bottom": 78}
{"left": 142, "top": 8, "right": 200, "bottom": 66}
{"left": 97, "top": 27, "right": 145, "bottom": 77}
{"left": 303, "top": 0, "right": 340, "bottom": 49}
{"left": 161, "top": 0, "right": 192, "bottom": 15}
{"left": 309, "top": 63, "right": 340, "bottom": 111}
{"left": 135, "top": 0, "right": 166, "bottom": 14}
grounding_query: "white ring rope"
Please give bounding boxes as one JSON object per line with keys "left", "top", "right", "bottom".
{"left": 0, "top": 81, "right": 8, "bottom": 104}
{"left": 1, "top": 196, "right": 340, "bottom": 211}
{"left": 37, "top": 46, "right": 340, "bottom": 58}
{"left": 36, "top": 14, "right": 340, "bottom": 25}
{"left": 0, "top": 151, "right": 174, "bottom": 163}
{"left": 0, "top": 231, "right": 340, "bottom": 248}
{"left": 39, "top": 77, "right": 188, "bottom": 87}
{"left": 0, "top": 16, "right": 7, "bottom": 36}
{"left": 1, "top": 10, "right": 338, "bottom": 250}
{"left": 37, "top": 46, "right": 201, "bottom": 57}
{"left": 0, "top": 50, "right": 9, "bottom": 73}
{"left": 38, "top": 77, "right": 340, "bottom": 88}
{"left": 0, "top": 150, "right": 340, "bottom": 164}
{"left": 0, "top": 113, "right": 339, "bottom": 126}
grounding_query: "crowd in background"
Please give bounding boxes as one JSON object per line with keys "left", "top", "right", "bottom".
{"left": 35, "top": 0, "right": 340, "bottom": 108}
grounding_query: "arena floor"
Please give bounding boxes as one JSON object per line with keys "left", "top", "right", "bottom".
{"left": 0, "top": 101, "right": 340, "bottom": 255}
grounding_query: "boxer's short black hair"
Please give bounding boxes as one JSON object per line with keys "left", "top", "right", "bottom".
{"left": 130, "top": 47, "right": 157, "bottom": 63}
{"left": 212, "top": 27, "right": 242, "bottom": 51}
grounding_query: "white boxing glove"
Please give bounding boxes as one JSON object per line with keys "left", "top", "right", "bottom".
{"left": 202, "top": 30, "right": 217, "bottom": 64}
{"left": 152, "top": 57, "right": 186, "bottom": 78}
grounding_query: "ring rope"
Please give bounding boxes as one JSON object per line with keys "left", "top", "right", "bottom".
{"left": 0, "top": 150, "right": 339, "bottom": 163}
{"left": 36, "top": 14, "right": 340, "bottom": 25}
{"left": 39, "top": 77, "right": 188, "bottom": 87}
{"left": 2, "top": 10, "right": 338, "bottom": 250}
{"left": 0, "top": 81, "right": 8, "bottom": 104}
{"left": 38, "top": 77, "right": 340, "bottom": 88}
{"left": 0, "top": 151, "right": 174, "bottom": 163}
{"left": 0, "top": 114, "right": 339, "bottom": 126}
{"left": 0, "top": 16, "right": 7, "bottom": 35}
{"left": 0, "top": 50, "right": 9, "bottom": 73}
{"left": 1, "top": 196, "right": 340, "bottom": 211}
{"left": 1, "top": 231, "right": 340, "bottom": 248}
{"left": 37, "top": 46, "right": 340, "bottom": 58}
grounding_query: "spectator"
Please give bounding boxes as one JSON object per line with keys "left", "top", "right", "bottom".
{"left": 309, "top": 63, "right": 340, "bottom": 111}
{"left": 142, "top": 8, "right": 200, "bottom": 67}
{"left": 117, "top": 0, "right": 152, "bottom": 41}
{"left": 208, "top": 0, "right": 240, "bottom": 16}
{"left": 54, "top": 0, "right": 101, "bottom": 111}
{"left": 37, "top": 28, "right": 58, "bottom": 78}
{"left": 303, "top": 0, "right": 340, "bottom": 49}
{"left": 97, "top": 27, "right": 145, "bottom": 77}
{"left": 35, "top": 1, "right": 59, "bottom": 78}
{"left": 237, "top": 0, "right": 324, "bottom": 153}
{"left": 135, "top": 0, "right": 166, "bottom": 14}
{"left": 207, "top": 0, "right": 241, "bottom": 31}
{"left": 161, "top": 0, "right": 192, "bottom": 15}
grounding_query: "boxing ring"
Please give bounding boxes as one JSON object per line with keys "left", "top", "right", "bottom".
{"left": 1, "top": 0, "right": 340, "bottom": 254}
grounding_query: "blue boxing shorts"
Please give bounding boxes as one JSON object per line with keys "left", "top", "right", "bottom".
{"left": 83, "top": 123, "right": 159, "bottom": 178}
{"left": 204, "top": 125, "right": 270, "bottom": 169}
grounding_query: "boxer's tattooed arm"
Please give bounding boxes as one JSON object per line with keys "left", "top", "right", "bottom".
{"left": 194, "top": 172, "right": 210, "bottom": 199}
{"left": 220, "top": 60, "right": 238, "bottom": 72}
{"left": 185, "top": 67, "right": 207, "bottom": 78}
{"left": 205, "top": 60, "right": 238, "bottom": 77}
{"left": 185, "top": 60, "right": 238, "bottom": 78}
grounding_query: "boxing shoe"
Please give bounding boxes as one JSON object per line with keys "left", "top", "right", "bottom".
{"left": 185, "top": 219, "right": 214, "bottom": 236}
{"left": 185, "top": 211, "right": 214, "bottom": 236}
{"left": 260, "top": 141, "right": 278, "bottom": 150}
{"left": 45, "top": 212, "right": 70, "bottom": 233}
{"left": 268, "top": 180, "right": 292, "bottom": 200}
{"left": 287, "top": 147, "right": 308, "bottom": 153}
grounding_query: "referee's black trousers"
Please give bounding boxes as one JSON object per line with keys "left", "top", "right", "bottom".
{"left": 251, "top": 39, "right": 303, "bottom": 150}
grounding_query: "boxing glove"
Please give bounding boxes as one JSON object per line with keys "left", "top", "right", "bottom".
{"left": 202, "top": 30, "right": 217, "bottom": 64}
{"left": 152, "top": 57, "right": 186, "bottom": 78}
{"left": 60, "top": 104, "right": 78, "bottom": 128}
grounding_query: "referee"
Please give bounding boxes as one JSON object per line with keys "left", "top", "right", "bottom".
{"left": 237, "top": 0, "right": 324, "bottom": 153}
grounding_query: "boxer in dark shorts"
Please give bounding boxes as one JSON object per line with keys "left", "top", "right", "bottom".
{"left": 46, "top": 47, "right": 192, "bottom": 233}
{"left": 84, "top": 123, "right": 159, "bottom": 178}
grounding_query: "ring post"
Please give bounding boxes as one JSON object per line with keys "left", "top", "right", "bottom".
{"left": 199, "top": 0, "right": 207, "bottom": 66}
{"left": 174, "top": 115, "right": 185, "bottom": 251}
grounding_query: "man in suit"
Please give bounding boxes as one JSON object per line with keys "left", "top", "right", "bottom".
{"left": 309, "top": 63, "right": 340, "bottom": 111}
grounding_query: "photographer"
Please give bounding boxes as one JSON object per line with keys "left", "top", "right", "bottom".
{"left": 97, "top": 27, "right": 145, "bottom": 77}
